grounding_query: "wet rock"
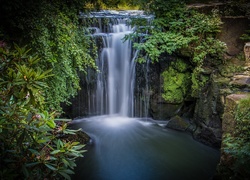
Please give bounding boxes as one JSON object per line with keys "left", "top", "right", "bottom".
{"left": 193, "top": 126, "right": 221, "bottom": 148}
{"left": 193, "top": 76, "right": 223, "bottom": 148}
{"left": 149, "top": 94, "right": 183, "bottom": 119}
{"left": 166, "top": 115, "right": 190, "bottom": 131}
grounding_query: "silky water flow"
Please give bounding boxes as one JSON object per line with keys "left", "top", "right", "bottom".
{"left": 71, "top": 11, "right": 220, "bottom": 180}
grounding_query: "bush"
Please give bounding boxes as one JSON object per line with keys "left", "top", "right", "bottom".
{"left": 0, "top": 44, "right": 86, "bottom": 179}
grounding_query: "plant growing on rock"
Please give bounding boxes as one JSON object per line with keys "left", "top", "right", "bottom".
{"left": 222, "top": 96, "right": 250, "bottom": 179}
{"left": 131, "top": 0, "right": 226, "bottom": 99}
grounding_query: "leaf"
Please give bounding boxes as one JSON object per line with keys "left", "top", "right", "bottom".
{"left": 54, "top": 118, "right": 72, "bottom": 122}
{"left": 63, "top": 169, "right": 75, "bottom": 175}
{"left": 22, "top": 165, "right": 29, "bottom": 178}
{"left": 46, "top": 119, "right": 56, "bottom": 128}
{"left": 25, "top": 162, "right": 40, "bottom": 167}
{"left": 28, "top": 149, "right": 40, "bottom": 155}
{"left": 58, "top": 171, "right": 71, "bottom": 180}
{"left": 45, "top": 163, "right": 57, "bottom": 171}
{"left": 37, "top": 139, "right": 49, "bottom": 143}
{"left": 62, "top": 158, "right": 70, "bottom": 166}
{"left": 51, "top": 150, "right": 61, "bottom": 155}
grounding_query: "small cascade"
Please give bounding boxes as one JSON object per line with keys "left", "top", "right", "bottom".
{"left": 81, "top": 10, "right": 153, "bottom": 117}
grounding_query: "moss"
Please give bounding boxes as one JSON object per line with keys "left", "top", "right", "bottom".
{"left": 172, "top": 58, "right": 190, "bottom": 72}
{"left": 162, "top": 61, "right": 191, "bottom": 103}
{"left": 191, "top": 67, "right": 209, "bottom": 97}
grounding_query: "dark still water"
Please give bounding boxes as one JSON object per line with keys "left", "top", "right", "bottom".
{"left": 70, "top": 115, "right": 220, "bottom": 180}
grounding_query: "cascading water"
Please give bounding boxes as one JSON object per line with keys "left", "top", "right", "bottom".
{"left": 71, "top": 10, "right": 220, "bottom": 180}
{"left": 82, "top": 10, "right": 150, "bottom": 117}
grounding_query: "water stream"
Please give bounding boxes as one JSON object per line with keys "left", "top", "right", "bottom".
{"left": 72, "top": 11, "right": 220, "bottom": 180}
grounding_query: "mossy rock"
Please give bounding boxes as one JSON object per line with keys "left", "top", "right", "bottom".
{"left": 166, "top": 115, "right": 190, "bottom": 131}
{"left": 161, "top": 66, "right": 191, "bottom": 103}
{"left": 150, "top": 98, "right": 183, "bottom": 119}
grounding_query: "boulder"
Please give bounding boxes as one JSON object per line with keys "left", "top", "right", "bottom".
{"left": 230, "top": 74, "right": 250, "bottom": 88}
{"left": 149, "top": 94, "right": 183, "bottom": 119}
{"left": 166, "top": 115, "right": 190, "bottom": 131}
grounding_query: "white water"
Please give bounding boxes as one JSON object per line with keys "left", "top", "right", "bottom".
{"left": 91, "top": 17, "right": 136, "bottom": 116}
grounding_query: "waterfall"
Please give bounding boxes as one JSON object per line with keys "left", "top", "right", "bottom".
{"left": 82, "top": 10, "right": 152, "bottom": 117}
{"left": 96, "top": 18, "right": 134, "bottom": 117}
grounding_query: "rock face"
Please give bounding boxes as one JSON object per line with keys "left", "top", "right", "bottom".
{"left": 222, "top": 94, "right": 248, "bottom": 133}
{"left": 217, "top": 93, "right": 249, "bottom": 178}
{"left": 149, "top": 94, "right": 183, "bottom": 120}
{"left": 192, "top": 77, "right": 223, "bottom": 148}
{"left": 219, "top": 17, "right": 250, "bottom": 56}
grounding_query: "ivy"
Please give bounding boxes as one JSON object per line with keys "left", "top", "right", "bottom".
{"left": 0, "top": 0, "right": 97, "bottom": 111}
{"left": 26, "top": 1, "right": 97, "bottom": 111}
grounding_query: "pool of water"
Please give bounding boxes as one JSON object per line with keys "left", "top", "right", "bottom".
{"left": 71, "top": 115, "right": 220, "bottom": 180}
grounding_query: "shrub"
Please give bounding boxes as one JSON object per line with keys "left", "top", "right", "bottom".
{"left": 0, "top": 44, "right": 86, "bottom": 179}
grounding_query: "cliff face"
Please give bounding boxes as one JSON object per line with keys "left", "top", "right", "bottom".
{"left": 216, "top": 93, "right": 250, "bottom": 179}
{"left": 190, "top": 16, "right": 250, "bottom": 148}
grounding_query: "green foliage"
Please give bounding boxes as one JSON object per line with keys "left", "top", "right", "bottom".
{"left": 82, "top": 0, "right": 139, "bottom": 10}
{"left": 223, "top": 96, "right": 250, "bottom": 179}
{"left": 0, "top": 0, "right": 97, "bottom": 111}
{"left": 162, "top": 60, "right": 191, "bottom": 103}
{"left": 191, "top": 66, "right": 209, "bottom": 97}
{"left": 131, "top": 1, "right": 226, "bottom": 100}
{"left": 28, "top": 2, "right": 97, "bottom": 111}
{"left": 240, "top": 30, "right": 250, "bottom": 42}
{"left": 134, "top": 32, "right": 195, "bottom": 62}
{"left": 134, "top": 9, "right": 226, "bottom": 64}
{"left": 0, "top": 44, "right": 86, "bottom": 179}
